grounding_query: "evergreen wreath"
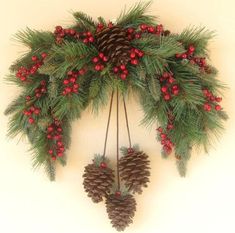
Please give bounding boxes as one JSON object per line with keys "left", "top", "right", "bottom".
{"left": 4, "top": 1, "right": 228, "bottom": 231}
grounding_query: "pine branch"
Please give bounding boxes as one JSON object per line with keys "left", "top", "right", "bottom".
{"left": 177, "top": 27, "right": 215, "bottom": 56}
{"left": 72, "top": 11, "right": 96, "bottom": 30}
{"left": 14, "top": 27, "right": 55, "bottom": 50}
{"left": 116, "top": 1, "right": 156, "bottom": 27}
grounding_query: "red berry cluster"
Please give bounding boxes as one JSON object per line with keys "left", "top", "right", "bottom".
{"left": 176, "top": 45, "right": 209, "bottom": 72}
{"left": 140, "top": 24, "right": 164, "bottom": 35}
{"left": 16, "top": 53, "right": 47, "bottom": 82}
{"left": 157, "top": 124, "right": 174, "bottom": 155}
{"left": 23, "top": 105, "right": 41, "bottom": 124}
{"left": 126, "top": 27, "right": 141, "bottom": 40}
{"left": 159, "top": 72, "right": 180, "bottom": 101}
{"left": 112, "top": 48, "right": 144, "bottom": 80}
{"left": 35, "top": 80, "right": 47, "bottom": 98}
{"left": 113, "top": 64, "right": 129, "bottom": 80}
{"left": 99, "top": 162, "right": 107, "bottom": 169}
{"left": 92, "top": 53, "right": 109, "bottom": 71}
{"left": 125, "top": 24, "right": 166, "bottom": 41}
{"left": 54, "top": 26, "right": 79, "bottom": 44}
{"left": 202, "top": 88, "right": 222, "bottom": 112}
{"left": 62, "top": 69, "right": 85, "bottom": 96}
{"left": 96, "top": 22, "right": 114, "bottom": 33}
{"left": 47, "top": 120, "right": 65, "bottom": 160}
{"left": 81, "top": 31, "right": 95, "bottom": 44}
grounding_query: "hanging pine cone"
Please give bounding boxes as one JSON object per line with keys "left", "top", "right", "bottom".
{"left": 83, "top": 155, "right": 115, "bottom": 203}
{"left": 119, "top": 147, "right": 150, "bottom": 194}
{"left": 95, "top": 26, "right": 131, "bottom": 66}
{"left": 105, "top": 192, "right": 136, "bottom": 231}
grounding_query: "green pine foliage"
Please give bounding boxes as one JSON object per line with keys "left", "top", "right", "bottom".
{"left": 4, "top": 1, "right": 227, "bottom": 179}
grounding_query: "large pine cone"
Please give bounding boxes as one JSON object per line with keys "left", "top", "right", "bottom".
{"left": 105, "top": 193, "right": 136, "bottom": 231}
{"left": 83, "top": 157, "right": 115, "bottom": 203}
{"left": 95, "top": 26, "right": 131, "bottom": 66}
{"left": 119, "top": 149, "right": 150, "bottom": 194}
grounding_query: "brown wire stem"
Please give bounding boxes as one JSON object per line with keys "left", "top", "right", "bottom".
{"left": 103, "top": 91, "right": 114, "bottom": 157}
{"left": 116, "top": 90, "right": 120, "bottom": 190}
{"left": 123, "top": 96, "right": 132, "bottom": 148}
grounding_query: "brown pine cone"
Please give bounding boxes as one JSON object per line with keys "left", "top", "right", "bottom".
{"left": 95, "top": 26, "right": 131, "bottom": 66}
{"left": 105, "top": 192, "right": 136, "bottom": 231}
{"left": 83, "top": 156, "right": 115, "bottom": 203}
{"left": 119, "top": 148, "right": 150, "bottom": 194}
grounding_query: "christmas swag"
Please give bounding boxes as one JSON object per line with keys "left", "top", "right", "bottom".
{"left": 5, "top": 1, "right": 228, "bottom": 231}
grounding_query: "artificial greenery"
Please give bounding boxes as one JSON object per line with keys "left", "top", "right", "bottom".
{"left": 5, "top": 1, "right": 227, "bottom": 180}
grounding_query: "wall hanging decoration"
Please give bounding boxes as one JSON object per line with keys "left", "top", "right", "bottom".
{"left": 5, "top": 1, "right": 228, "bottom": 231}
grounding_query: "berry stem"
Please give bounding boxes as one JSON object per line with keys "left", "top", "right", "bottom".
{"left": 116, "top": 90, "right": 120, "bottom": 190}
{"left": 103, "top": 90, "right": 114, "bottom": 157}
{"left": 123, "top": 96, "right": 132, "bottom": 148}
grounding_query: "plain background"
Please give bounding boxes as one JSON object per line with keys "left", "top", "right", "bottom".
{"left": 0, "top": 1, "right": 235, "bottom": 233}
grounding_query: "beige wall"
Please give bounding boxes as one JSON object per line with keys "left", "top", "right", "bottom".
{"left": 1, "top": 1, "right": 235, "bottom": 233}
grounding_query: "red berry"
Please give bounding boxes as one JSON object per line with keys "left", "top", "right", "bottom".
{"left": 140, "top": 24, "right": 147, "bottom": 30}
{"left": 26, "top": 96, "right": 31, "bottom": 101}
{"left": 57, "top": 141, "right": 63, "bottom": 147}
{"left": 181, "top": 54, "right": 187, "bottom": 59}
{"left": 215, "top": 97, "right": 222, "bottom": 102}
{"left": 97, "top": 23, "right": 104, "bottom": 29}
{"left": 88, "top": 36, "right": 94, "bottom": 42}
{"left": 51, "top": 156, "right": 56, "bottom": 161}
{"left": 95, "top": 64, "right": 101, "bottom": 71}
{"left": 163, "top": 145, "right": 172, "bottom": 155}
{"left": 20, "top": 76, "right": 27, "bottom": 81}
{"left": 172, "top": 85, "right": 179, "bottom": 90}
{"left": 172, "top": 89, "right": 179, "bottom": 96}
{"left": 130, "top": 52, "right": 136, "bottom": 58}
{"left": 100, "top": 162, "right": 107, "bottom": 169}
{"left": 115, "top": 191, "right": 121, "bottom": 197}
{"left": 83, "top": 38, "right": 88, "bottom": 43}
{"left": 113, "top": 67, "right": 119, "bottom": 73}
{"left": 161, "top": 86, "right": 168, "bottom": 93}
{"left": 137, "top": 51, "right": 144, "bottom": 57}
{"left": 79, "top": 69, "right": 85, "bottom": 75}
{"left": 164, "top": 94, "right": 171, "bottom": 101}
{"left": 48, "top": 149, "right": 53, "bottom": 155}
{"left": 41, "top": 87, "right": 47, "bottom": 93}
{"left": 161, "top": 133, "right": 167, "bottom": 139}
{"left": 123, "top": 69, "right": 129, "bottom": 75}
{"left": 148, "top": 26, "right": 155, "bottom": 33}
{"left": 35, "top": 93, "right": 41, "bottom": 98}
{"left": 167, "top": 124, "right": 174, "bottom": 130}
{"left": 120, "top": 73, "right": 127, "bottom": 80}
{"left": 70, "top": 77, "right": 76, "bottom": 83}
{"left": 55, "top": 26, "right": 63, "bottom": 33}
{"left": 57, "top": 127, "right": 62, "bottom": 132}
{"left": 215, "top": 105, "right": 222, "bottom": 111}
{"left": 69, "top": 29, "right": 76, "bottom": 35}
{"left": 28, "top": 117, "right": 35, "bottom": 124}
{"left": 31, "top": 56, "right": 38, "bottom": 62}
{"left": 59, "top": 147, "right": 65, "bottom": 152}
{"left": 168, "top": 77, "right": 175, "bottom": 84}
{"left": 135, "top": 33, "right": 141, "bottom": 39}
{"left": 63, "top": 79, "right": 69, "bottom": 85}
{"left": 92, "top": 57, "right": 99, "bottom": 63}
{"left": 41, "top": 53, "right": 47, "bottom": 59}
{"left": 65, "top": 87, "right": 72, "bottom": 93}
{"left": 127, "top": 28, "right": 134, "bottom": 34}
{"left": 99, "top": 53, "right": 104, "bottom": 59}
{"left": 120, "top": 64, "right": 126, "bottom": 70}
{"left": 34, "top": 108, "right": 41, "bottom": 115}
{"left": 47, "top": 126, "right": 54, "bottom": 132}
{"left": 131, "top": 59, "right": 138, "bottom": 65}
{"left": 47, "top": 134, "right": 52, "bottom": 139}
{"left": 188, "top": 45, "right": 195, "bottom": 53}
{"left": 57, "top": 152, "right": 63, "bottom": 157}
{"left": 157, "top": 127, "right": 163, "bottom": 132}
{"left": 204, "top": 103, "right": 212, "bottom": 111}
{"left": 103, "top": 56, "right": 108, "bottom": 62}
